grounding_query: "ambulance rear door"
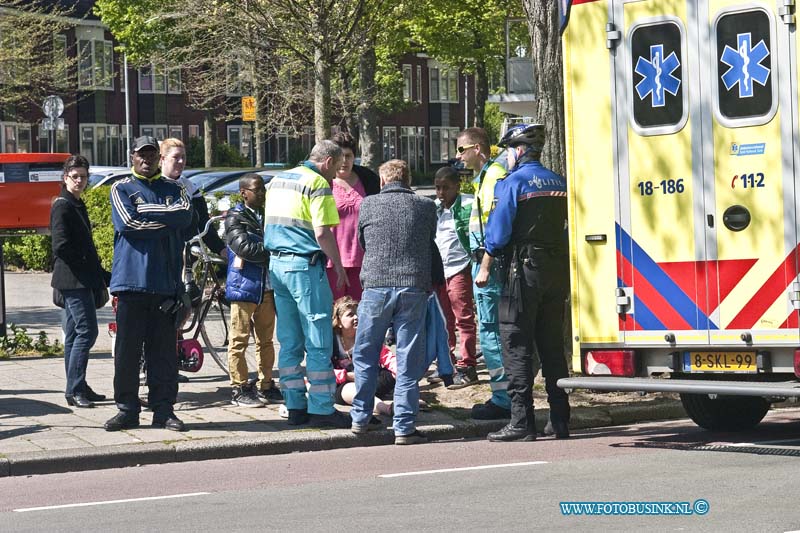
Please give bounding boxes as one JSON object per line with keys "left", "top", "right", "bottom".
{"left": 612, "top": 0, "right": 712, "bottom": 348}
{"left": 701, "top": 1, "right": 798, "bottom": 349}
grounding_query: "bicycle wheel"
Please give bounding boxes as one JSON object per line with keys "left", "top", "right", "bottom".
{"left": 199, "top": 295, "right": 262, "bottom": 380}
{"left": 199, "top": 295, "right": 232, "bottom": 374}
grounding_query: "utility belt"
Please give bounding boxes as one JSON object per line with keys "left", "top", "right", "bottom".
{"left": 270, "top": 250, "right": 326, "bottom": 266}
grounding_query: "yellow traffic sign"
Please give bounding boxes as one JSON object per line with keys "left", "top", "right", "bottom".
{"left": 242, "top": 96, "right": 256, "bottom": 121}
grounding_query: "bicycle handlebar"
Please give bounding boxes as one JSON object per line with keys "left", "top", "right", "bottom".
{"left": 187, "top": 214, "right": 226, "bottom": 264}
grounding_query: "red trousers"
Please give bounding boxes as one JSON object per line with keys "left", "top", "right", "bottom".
{"left": 436, "top": 266, "right": 477, "bottom": 367}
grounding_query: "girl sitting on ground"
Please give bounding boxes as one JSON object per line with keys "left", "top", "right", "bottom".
{"left": 332, "top": 296, "right": 396, "bottom": 416}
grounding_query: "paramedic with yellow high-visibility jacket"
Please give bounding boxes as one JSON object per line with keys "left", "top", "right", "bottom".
{"left": 263, "top": 140, "right": 350, "bottom": 429}
{"left": 457, "top": 127, "right": 513, "bottom": 420}
{"left": 475, "top": 123, "right": 570, "bottom": 442}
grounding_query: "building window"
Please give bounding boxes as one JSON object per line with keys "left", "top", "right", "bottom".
{"left": 227, "top": 125, "right": 253, "bottom": 157}
{"left": 168, "top": 68, "right": 182, "bottom": 94}
{"left": 430, "top": 127, "right": 459, "bottom": 162}
{"left": 169, "top": 126, "right": 183, "bottom": 140}
{"left": 382, "top": 127, "right": 397, "bottom": 161}
{"left": 78, "top": 39, "right": 114, "bottom": 90}
{"left": 302, "top": 126, "right": 315, "bottom": 157}
{"left": 188, "top": 125, "right": 201, "bottom": 138}
{"left": 429, "top": 66, "right": 459, "bottom": 103}
{"left": 400, "top": 126, "right": 425, "bottom": 172}
{"left": 78, "top": 124, "right": 132, "bottom": 165}
{"left": 3, "top": 123, "right": 31, "bottom": 153}
{"left": 402, "top": 64, "right": 412, "bottom": 101}
{"left": 139, "top": 64, "right": 167, "bottom": 93}
{"left": 227, "top": 61, "right": 251, "bottom": 96}
{"left": 140, "top": 125, "right": 168, "bottom": 141}
{"left": 53, "top": 34, "right": 69, "bottom": 88}
{"left": 38, "top": 123, "right": 69, "bottom": 153}
{"left": 416, "top": 65, "right": 422, "bottom": 103}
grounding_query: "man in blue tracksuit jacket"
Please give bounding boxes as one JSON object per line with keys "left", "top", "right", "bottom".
{"left": 105, "top": 136, "right": 193, "bottom": 433}
{"left": 475, "top": 124, "right": 570, "bottom": 442}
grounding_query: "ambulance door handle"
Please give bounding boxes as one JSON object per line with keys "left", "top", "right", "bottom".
{"left": 707, "top": 214, "right": 714, "bottom": 228}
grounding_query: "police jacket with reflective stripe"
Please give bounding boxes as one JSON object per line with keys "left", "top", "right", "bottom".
{"left": 109, "top": 173, "right": 193, "bottom": 295}
{"left": 484, "top": 160, "right": 567, "bottom": 256}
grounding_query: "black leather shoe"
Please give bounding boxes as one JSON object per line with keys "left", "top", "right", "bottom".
{"left": 84, "top": 387, "right": 107, "bottom": 402}
{"left": 488, "top": 423, "right": 537, "bottom": 442}
{"left": 471, "top": 400, "right": 511, "bottom": 420}
{"left": 543, "top": 419, "right": 570, "bottom": 439}
{"left": 152, "top": 415, "right": 186, "bottom": 432}
{"left": 308, "top": 411, "right": 351, "bottom": 429}
{"left": 287, "top": 409, "right": 310, "bottom": 426}
{"left": 104, "top": 412, "right": 140, "bottom": 431}
{"left": 66, "top": 394, "right": 94, "bottom": 408}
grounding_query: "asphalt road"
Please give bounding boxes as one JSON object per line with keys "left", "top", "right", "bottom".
{"left": 1, "top": 410, "right": 800, "bottom": 532}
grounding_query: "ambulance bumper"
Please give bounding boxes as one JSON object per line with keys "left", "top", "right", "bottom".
{"left": 558, "top": 376, "right": 800, "bottom": 398}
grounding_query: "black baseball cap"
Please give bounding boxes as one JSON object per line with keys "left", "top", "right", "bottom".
{"left": 131, "top": 135, "right": 159, "bottom": 152}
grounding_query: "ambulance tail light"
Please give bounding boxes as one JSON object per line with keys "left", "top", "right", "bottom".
{"left": 794, "top": 350, "right": 800, "bottom": 378}
{"left": 584, "top": 350, "right": 636, "bottom": 377}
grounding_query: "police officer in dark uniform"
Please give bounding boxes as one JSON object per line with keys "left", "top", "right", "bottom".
{"left": 474, "top": 123, "right": 570, "bottom": 441}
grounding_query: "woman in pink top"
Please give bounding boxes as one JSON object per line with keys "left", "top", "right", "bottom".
{"left": 326, "top": 132, "right": 380, "bottom": 301}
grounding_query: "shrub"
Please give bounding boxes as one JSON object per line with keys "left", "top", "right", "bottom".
{"left": 2, "top": 235, "right": 52, "bottom": 271}
{"left": 83, "top": 186, "right": 114, "bottom": 271}
{"left": 186, "top": 136, "right": 250, "bottom": 168}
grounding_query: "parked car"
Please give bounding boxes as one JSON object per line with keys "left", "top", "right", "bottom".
{"left": 188, "top": 169, "right": 260, "bottom": 194}
{"left": 204, "top": 170, "right": 279, "bottom": 214}
{"left": 88, "top": 166, "right": 131, "bottom": 188}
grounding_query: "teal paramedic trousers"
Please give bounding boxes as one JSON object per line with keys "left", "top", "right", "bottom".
{"left": 269, "top": 255, "right": 336, "bottom": 415}
{"left": 472, "top": 260, "right": 511, "bottom": 409}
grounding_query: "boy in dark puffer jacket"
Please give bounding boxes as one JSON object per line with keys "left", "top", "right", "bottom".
{"left": 224, "top": 173, "right": 282, "bottom": 407}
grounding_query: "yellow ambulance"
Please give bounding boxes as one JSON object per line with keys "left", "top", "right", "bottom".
{"left": 559, "top": 0, "right": 800, "bottom": 430}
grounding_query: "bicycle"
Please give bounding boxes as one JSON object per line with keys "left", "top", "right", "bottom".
{"left": 182, "top": 215, "right": 261, "bottom": 377}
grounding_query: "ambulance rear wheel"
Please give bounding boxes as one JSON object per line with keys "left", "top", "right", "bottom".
{"left": 679, "top": 393, "right": 769, "bottom": 431}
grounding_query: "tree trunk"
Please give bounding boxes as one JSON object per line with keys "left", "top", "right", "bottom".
{"left": 203, "top": 112, "right": 214, "bottom": 168}
{"left": 474, "top": 61, "right": 488, "bottom": 128}
{"left": 522, "top": 0, "right": 566, "bottom": 177}
{"left": 357, "top": 44, "right": 379, "bottom": 171}
{"left": 314, "top": 47, "right": 331, "bottom": 142}
{"left": 340, "top": 67, "right": 358, "bottom": 135}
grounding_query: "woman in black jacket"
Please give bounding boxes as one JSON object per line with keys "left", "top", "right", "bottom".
{"left": 50, "top": 154, "right": 110, "bottom": 408}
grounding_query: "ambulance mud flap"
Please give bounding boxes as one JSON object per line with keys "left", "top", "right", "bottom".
{"left": 557, "top": 376, "right": 800, "bottom": 397}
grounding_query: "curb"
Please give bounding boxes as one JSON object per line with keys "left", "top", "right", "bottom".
{"left": 0, "top": 400, "right": 685, "bottom": 477}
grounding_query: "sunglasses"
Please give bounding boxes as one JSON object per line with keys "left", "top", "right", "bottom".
{"left": 243, "top": 187, "right": 266, "bottom": 193}
{"left": 456, "top": 144, "right": 477, "bottom": 154}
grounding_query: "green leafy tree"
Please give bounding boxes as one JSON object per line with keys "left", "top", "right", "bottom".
{"left": 405, "top": 0, "right": 518, "bottom": 127}
{"left": 0, "top": 1, "right": 80, "bottom": 119}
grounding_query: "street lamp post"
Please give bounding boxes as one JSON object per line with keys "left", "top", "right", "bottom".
{"left": 124, "top": 51, "right": 131, "bottom": 167}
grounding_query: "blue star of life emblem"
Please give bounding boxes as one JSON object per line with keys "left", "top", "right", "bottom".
{"left": 720, "top": 32, "right": 770, "bottom": 98}
{"left": 634, "top": 44, "right": 681, "bottom": 108}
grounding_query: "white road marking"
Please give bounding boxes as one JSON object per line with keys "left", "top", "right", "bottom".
{"left": 379, "top": 461, "right": 548, "bottom": 478}
{"left": 13, "top": 492, "right": 210, "bottom": 512}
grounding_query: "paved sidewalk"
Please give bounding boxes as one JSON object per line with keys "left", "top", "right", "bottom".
{"left": 0, "top": 272, "right": 687, "bottom": 477}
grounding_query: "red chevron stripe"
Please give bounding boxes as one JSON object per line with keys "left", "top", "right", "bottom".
{"left": 727, "top": 245, "right": 800, "bottom": 329}
{"left": 617, "top": 251, "right": 693, "bottom": 330}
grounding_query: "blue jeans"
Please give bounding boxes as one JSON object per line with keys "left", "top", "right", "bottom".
{"left": 269, "top": 255, "right": 336, "bottom": 415}
{"left": 61, "top": 288, "right": 98, "bottom": 397}
{"left": 472, "top": 261, "right": 511, "bottom": 409}
{"left": 351, "top": 287, "right": 428, "bottom": 436}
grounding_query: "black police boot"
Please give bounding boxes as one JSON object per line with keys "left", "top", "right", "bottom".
{"left": 487, "top": 423, "right": 537, "bottom": 442}
{"left": 543, "top": 418, "right": 570, "bottom": 439}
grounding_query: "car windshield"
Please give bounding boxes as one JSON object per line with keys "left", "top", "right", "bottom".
{"left": 190, "top": 172, "right": 236, "bottom": 191}
{"left": 88, "top": 173, "right": 108, "bottom": 187}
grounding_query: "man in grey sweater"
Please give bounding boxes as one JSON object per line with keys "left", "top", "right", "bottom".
{"left": 350, "top": 159, "right": 437, "bottom": 445}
